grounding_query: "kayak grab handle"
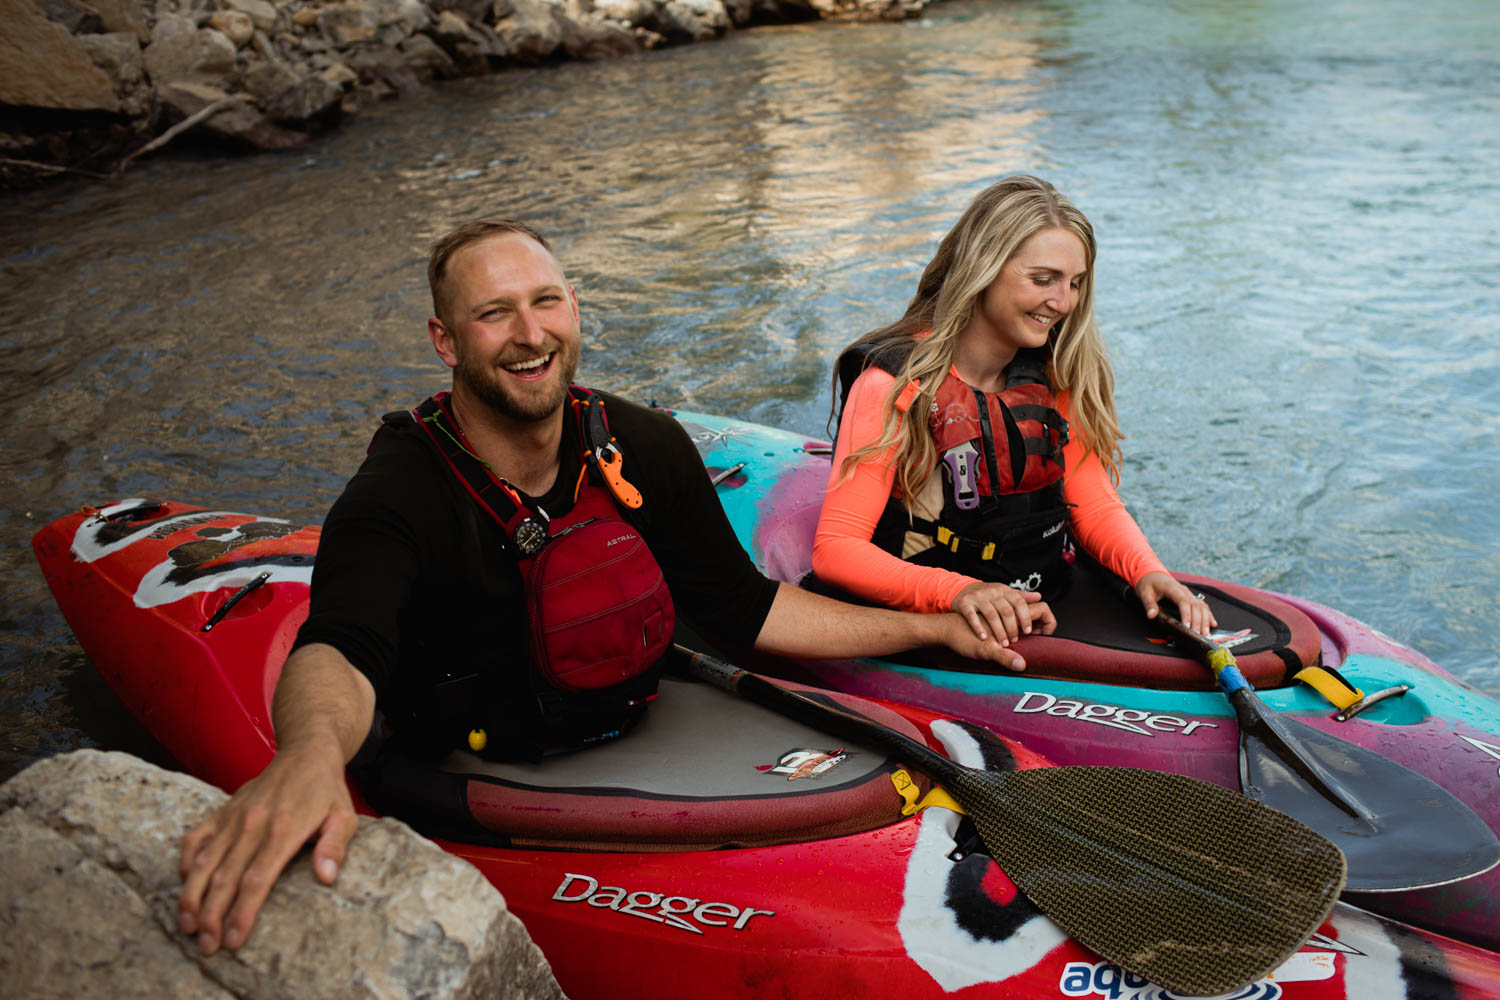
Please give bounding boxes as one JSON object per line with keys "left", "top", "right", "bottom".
{"left": 709, "top": 463, "right": 746, "bottom": 487}
{"left": 1335, "top": 684, "right": 1413, "bottom": 723}
{"left": 201, "top": 571, "right": 271, "bottom": 632}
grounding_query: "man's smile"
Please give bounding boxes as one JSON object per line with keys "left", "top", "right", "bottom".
{"left": 503, "top": 351, "right": 555, "bottom": 376}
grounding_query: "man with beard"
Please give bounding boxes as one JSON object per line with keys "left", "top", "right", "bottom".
{"left": 176, "top": 220, "right": 1044, "bottom": 957}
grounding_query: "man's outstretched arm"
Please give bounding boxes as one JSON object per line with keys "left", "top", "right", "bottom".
{"left": 178, "top": 642, "right": 376, "bottom": 955}
{"left": 753, "top": 581, "right": 1046, "bottom": 671}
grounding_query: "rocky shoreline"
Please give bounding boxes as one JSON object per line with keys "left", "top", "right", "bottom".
{"left": 2, "top": 0, "right": 937, "bottom": 188}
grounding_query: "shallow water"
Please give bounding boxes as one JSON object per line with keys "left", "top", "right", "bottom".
{"left": 2, "top": 0, "right": 1497, "bottom": 779}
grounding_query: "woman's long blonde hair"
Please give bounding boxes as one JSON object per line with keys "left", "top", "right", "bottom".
{"left": 838, "top": 175, "right": 1123, "bottom": 505}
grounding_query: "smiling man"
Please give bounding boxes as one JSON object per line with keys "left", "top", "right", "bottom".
{"left": 176, "top": 219, "right": 1026, "bottom": 957}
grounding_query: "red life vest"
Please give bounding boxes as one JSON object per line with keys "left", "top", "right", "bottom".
{"left": 929, "top": 368, "right": 1067, "bottom": 502}
{"left": 834, "top": 340, "right": 1075, "bottom": 598}
{"left": 393, "top": 386, "right": 674, "bottom": 758}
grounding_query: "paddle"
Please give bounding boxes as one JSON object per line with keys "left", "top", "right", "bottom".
{"left": 674, "top": 645, "right": 1344, "bottom": 997}
{"left": 1151, "top": 608, "right": 1500, "bottom": 893}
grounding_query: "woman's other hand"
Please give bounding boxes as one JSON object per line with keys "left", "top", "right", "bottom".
{"left": 951, "top": 582, "right": 1057, "bottom": 643}
{"left": 1134, "top": 571, "right": 1216, "bottom": 635}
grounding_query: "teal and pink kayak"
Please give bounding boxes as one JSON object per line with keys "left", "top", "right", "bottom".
{"left": 672, "top": 409, "right": 1500, "bottom": 953}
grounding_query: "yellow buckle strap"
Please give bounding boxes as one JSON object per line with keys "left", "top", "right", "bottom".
{"left": 980, "top": 542, "right": 996, "bottom": 561}
{"left": 1294, "top": 666, "right": 1364, "bottom": 711}
{"left": 935, "top": 526, "right": 959, "bottom": 552}
{"left": 890, "top": 769, "right": 966, "bottom": 816}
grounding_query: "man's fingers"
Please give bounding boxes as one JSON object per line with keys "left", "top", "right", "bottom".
{"left": 190, "top": 802, "right": 278, "bottom": 953}
{"left": 220, "top": 825, "right": 311, "bottom": 952}
{"left": 312, "top": 808, "right": 359, "bottom": 884}
{"left": 179, "top": 814, "right": 241, "bottom": 937}
{"left": 180, "top": 818, "right": 217, "bottom": 882}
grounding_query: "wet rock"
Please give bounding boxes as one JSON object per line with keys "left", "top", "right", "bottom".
{"left": 144, "top": 18, "right": 239, "bottom": 85}
{"left": 321, "top": 60, "right": 360, "bottom": 87}
{"left": 241, "top": 58, "right": 344, "bottom": 125}
{"left": 38, "top": 0, "right": 104, "bottom": 33}
{"left": 433, "top": 0, "right": 494, "bottom": 29}
{"left": 806, "top": 0, "right": 915, "bottom": 19}
{"left": 0, "top": 0, "right": 118, "bottom": 112}
{"left": 318, "top": 0, "right": 431, "bottom": 47}
{"left": 159, "top": 80, "right": 311, "bottom": 149}
{"left": 89, "top": 0, "right": 151, "bottom": 42}
{"left": 77, "top": 31, "right": 146, "bottom": 93}
{"left": 345, "top": 42, "right": 425, "bottom": 94}
{"left": 320, "top": 1, "right": 380, "bottom": 45}
{"left": 655, "top": 0, "right": 728, "bottom": 42}
{"left": 591, "top": 0, "right": 650, "bottom": 24}
{"left": 562, "top": 13, "right": 637, "bottom": 58}
{"left": 428, "top": 10, "right": 497, "bottom": 72}
{"left": 490, "top": 0, "right": 564, "bottom": 61}
{"left": 400, "top": 31, "right": 458, "bottom": 78}
{"left": 0, "top": 749, "right": 569, "bottom": 1000}
{"left": 221, "top": 0, "right": 278, "bottom": 32}
{"left": 209, "top": 9, "right": 256, "bottom": 45}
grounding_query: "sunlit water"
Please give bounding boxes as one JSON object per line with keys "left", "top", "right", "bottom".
{"left": 3, "top": 0, "right": 1497, "bottom": 779}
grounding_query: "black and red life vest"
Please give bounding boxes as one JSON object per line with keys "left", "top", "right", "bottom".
{"left": 387, "top": 386, "right": 674, "bottom": 760}
{"left": 835, "top": 340, "right": 1075, "bottom": 599}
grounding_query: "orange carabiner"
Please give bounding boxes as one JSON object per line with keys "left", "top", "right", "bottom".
{"left": 596, "top": 443, "right": 643, "bottom": 509}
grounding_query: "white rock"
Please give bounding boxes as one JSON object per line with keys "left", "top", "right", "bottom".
{"left": 0, "top": 750, "right": 568, "bottom": 1000}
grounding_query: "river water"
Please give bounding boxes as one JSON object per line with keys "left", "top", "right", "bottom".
{"left": 2, "top": 0, "right": 1497, "bottom": 780}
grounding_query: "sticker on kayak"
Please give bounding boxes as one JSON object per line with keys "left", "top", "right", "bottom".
{"left": 898, "top": 724, "right": 1420, "bottom": 998}
{"left": 678, "top": 421, "right": 747, "bottom": 450}
{"left": 755, "top": 747, "right": 850, "bottom": 780}
{"left": 71, "top": 498, "right": 316, "bottom": 608}
{"left": 1147, "top": 627, "right": 1257, "bottom": 649}
{"left": 1059, "top": 960, "right": 1290, "bottom": 1000}
{"left": 897, "top": 719, "right": 1068, "bottom": 991}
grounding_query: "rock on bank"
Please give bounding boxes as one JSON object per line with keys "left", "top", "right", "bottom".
{"left": 1, "top": 0, "right": 929, "bottom": 185}
{"left": 0, "top": 749, "right": 567, "bottom": 999}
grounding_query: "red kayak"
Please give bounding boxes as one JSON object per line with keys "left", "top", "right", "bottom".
{"left": 33, "top": 498, "right": 1500, "bottom": 999}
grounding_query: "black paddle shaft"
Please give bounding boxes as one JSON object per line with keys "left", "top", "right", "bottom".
{"left": 676, "top": 647, "right": 1345, "bottom": 997}
{"left": 1155, "top": 609, "right": 1500, "bottom": 893}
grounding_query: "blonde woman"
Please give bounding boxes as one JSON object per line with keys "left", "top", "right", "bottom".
{"left": 811, "top": 176, "right": 1214, "bottom": 667}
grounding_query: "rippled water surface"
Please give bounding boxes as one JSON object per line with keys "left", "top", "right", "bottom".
{"left": 3, "top": 0, "right": 1498, "bottom": 778}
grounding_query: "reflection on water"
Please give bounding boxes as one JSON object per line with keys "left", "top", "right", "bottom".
{"left": 2, "top": 0, "right": 1498, "bottom": 778}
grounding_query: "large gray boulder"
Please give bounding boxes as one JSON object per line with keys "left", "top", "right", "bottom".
{"left": 0, "top": 750, "right": 567, "bottom": 1000}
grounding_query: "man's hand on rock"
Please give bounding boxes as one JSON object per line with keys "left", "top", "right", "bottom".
{"left": 177, "top": 737, "right": 358, "bottom": 954}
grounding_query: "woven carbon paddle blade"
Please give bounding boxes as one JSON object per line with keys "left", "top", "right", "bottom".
{"left": 960, "top": 765, "right": 1346, "bottom": 996}
{"left": 675, "top": 648, "right": 1346, "bottom": 996}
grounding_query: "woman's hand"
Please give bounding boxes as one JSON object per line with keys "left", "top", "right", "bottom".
{"left": 951, "top": 582, "right": 1057, "bottom": 644}
{"left": 1134, "top": 571, "right": 1216, "bottom": 635}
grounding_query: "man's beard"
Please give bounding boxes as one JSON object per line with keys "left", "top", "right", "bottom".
{"left": 454, "top": 340, "right": 580, "bottom": 424}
